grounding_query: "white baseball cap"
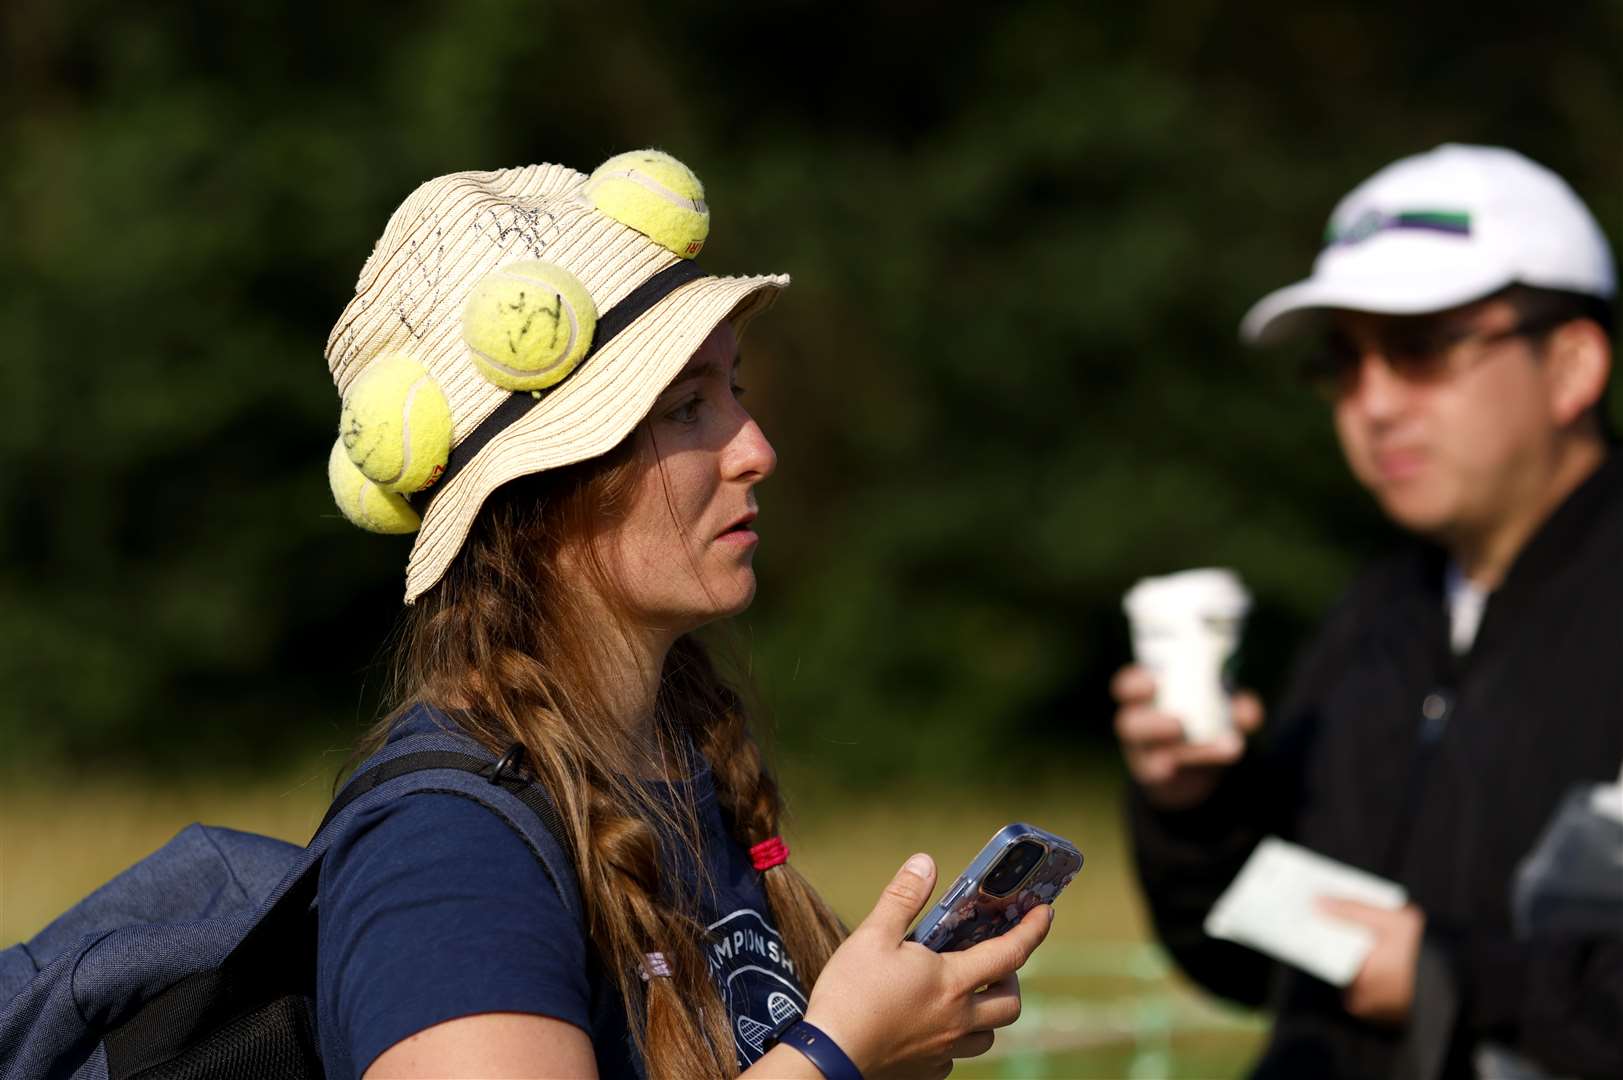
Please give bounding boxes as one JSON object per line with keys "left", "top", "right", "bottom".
{"left": 1241, "top": 144, "right": 1617, "bottom": 345}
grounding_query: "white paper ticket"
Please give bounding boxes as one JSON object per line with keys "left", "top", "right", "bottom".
{"left": 1204, "top": 837, "right": 1407, "bottom": 986}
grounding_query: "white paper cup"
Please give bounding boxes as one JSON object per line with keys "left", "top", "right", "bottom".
{"left": 1123, "top": 568, "right": 1252, "bottom": 743}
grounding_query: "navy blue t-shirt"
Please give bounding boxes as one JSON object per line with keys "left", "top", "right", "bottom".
{"left": 316, "top": 713, "right": 808, "bottom": 1078}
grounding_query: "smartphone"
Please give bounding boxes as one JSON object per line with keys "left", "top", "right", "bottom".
{"left": 906, "top": 823, "right": 1083, "bottom": 952}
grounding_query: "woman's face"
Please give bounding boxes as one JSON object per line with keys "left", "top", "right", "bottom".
{"left": 598, "top": 320, "right": 777, "bottom": 637}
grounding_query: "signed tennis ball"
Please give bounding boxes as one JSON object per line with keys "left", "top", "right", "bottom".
{"left": 339, "top": 353, "right": 451, "bottom": 494}
{"left": 462, "top": 261, "right": 597, "bottom": 391}
{"left": 584, "top": 149, "right": 710, "bottom": 258}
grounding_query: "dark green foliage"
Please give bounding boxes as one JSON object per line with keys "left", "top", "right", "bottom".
{"left": 4, "top": 0, "right": 1619, "bottom": 778}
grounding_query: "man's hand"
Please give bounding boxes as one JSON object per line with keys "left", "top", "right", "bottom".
{"left": 1319, "top": 899, "right": 1425, "bottom": 1025}
{"left": 1111, "top": 664, "right": 1264, "bottom": 810}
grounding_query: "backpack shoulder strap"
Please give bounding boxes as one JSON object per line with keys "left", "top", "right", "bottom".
{"left": 316, "top": 734, "right": 575, "bottom": 911}
{"left": 99, "top": 721, "right": 582, "bottom": 1079}
{"left": 265, "top": 720, "right": 582, "bottom": 952}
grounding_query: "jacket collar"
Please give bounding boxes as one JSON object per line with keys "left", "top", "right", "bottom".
{"left": 1458, "top": 445, "right": 1620, "bottom": 661}
{"left": 1492, "top": 446, "right": 1619, "bottom": 593}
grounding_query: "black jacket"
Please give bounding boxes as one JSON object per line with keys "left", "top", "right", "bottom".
{"left": 1129, "top": 452, "right": 1623, "bottom": 1079}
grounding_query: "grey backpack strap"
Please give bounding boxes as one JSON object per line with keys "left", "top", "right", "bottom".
{"left": 314, "top": 739, "right": 577, "bottom": 918}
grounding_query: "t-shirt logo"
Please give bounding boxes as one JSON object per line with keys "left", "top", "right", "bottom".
{"left": 706, "top": 909, "right": 807, "bottom": 1066}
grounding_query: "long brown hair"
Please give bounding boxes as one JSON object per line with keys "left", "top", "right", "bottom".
{"left": 362, "top": 425, "right": 846, "bottom": 1078}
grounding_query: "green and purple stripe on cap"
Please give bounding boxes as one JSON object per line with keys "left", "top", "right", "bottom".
{"left": 1324, "top": 209, "right": 1472, "bottom": 249}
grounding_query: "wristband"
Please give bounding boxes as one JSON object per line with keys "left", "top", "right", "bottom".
{"left": 769, "top": 1019, "right": 862, "bottom": 1080}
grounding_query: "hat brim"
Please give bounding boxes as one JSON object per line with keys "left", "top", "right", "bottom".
{"left": 404, "top": 272, "right": 788, "bottom": 602}
{"left": 1240, "top": 262, "right": 1517, "bottom": 345}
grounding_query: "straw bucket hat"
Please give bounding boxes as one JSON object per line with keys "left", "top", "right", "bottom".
{"left": 323, "top": 152, "right": 789, "bottom": 602}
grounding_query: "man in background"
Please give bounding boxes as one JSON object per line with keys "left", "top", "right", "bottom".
{"left": 1113, "top": 144, "right": 1622, "bottom": 1078}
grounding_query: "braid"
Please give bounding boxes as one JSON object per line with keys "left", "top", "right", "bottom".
{"left": 581, "top": 788, "right": 735, "bottom": 1079}
{"left": 673, "top": 639, "right": 849, "bottom": 987}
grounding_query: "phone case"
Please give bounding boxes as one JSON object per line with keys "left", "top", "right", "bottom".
{"left": 907, "top": 823, "right": 1083, "bottom": 952}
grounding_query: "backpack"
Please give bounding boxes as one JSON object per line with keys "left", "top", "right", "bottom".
{"left": 0, "top": 713, "right": 581, "bottom": 1080}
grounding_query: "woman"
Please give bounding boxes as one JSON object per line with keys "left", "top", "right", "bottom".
{"left": 317, "top": 151, "right": 1051, "bottom": 1080}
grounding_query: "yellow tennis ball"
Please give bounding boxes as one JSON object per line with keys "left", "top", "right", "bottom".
{"left": 327, "top": 439, "right": 421, "bottom": 534}
{"left": 339, "top": 353, "right": 452, "bottom": 493}
{"left": 584, "top": 149, "right": 710, "bottom": 258}
{"left": 462, "top": 262, "right": 598, "bottom": 392}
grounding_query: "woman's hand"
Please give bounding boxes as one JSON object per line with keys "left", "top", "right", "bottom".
{"left": 797, "top": 854, "right": 1053, "bottom": 1080}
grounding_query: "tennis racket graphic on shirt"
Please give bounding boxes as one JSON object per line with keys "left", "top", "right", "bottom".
{"left": 735, "top": 992, "right": 802, "bottom": 1053}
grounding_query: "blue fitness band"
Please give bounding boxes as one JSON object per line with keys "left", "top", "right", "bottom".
{"left": 769, "top": 1019, "right": 863, "bottom": 1080}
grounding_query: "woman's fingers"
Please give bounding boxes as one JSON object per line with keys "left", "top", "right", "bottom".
{"left": 803, "top": 869, "right": 1050, "bottom": 1078}
{"left": 968, "top": 972, "right": 1022, "bottom": 1030}
{"left": 950, "top": 905, "right": 1052, "bottom": 990}
{"left": 948, "top": 1029, "right": 996, "bottom": 1059}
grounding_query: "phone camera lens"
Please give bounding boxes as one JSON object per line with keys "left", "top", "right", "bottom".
{"left": 983, "top": 840, "right": 1044, "bottom": 898}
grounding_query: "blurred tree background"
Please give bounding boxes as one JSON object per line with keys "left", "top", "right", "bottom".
{"left": 3, "top": 0, "right": 1619, "bottom": 782}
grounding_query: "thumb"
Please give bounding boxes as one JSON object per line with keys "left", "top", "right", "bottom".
{"left": 859, "top": 853, "right": 937, "bottom": 941}
{"left": 1231, "top": 690, "right": 1265, "bottom": 735}
{"left": 1317, "top": 897, "right": 1381, "bottom": 926}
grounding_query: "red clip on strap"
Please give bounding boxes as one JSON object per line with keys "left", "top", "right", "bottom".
{"left": 750, "top": 836, "right": 789, "bottom": 871}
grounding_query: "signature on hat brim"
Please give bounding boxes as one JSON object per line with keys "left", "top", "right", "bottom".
{"left": 404, "top": 272, "right": 788, "bottom": 603}
{"left": 1240, "top": 262, "right": 1520, "bottom": 346}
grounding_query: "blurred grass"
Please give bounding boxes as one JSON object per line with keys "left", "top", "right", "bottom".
{"left": 1, "top": 758, "right": 343, "bottom": 941}
{"left": 2, "top": 758, "right": 1264, "bottom": 1076}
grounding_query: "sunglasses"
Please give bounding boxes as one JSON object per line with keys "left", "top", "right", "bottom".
{"left": 1300, "top": 312, "right": 1569, "bottom": 400}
